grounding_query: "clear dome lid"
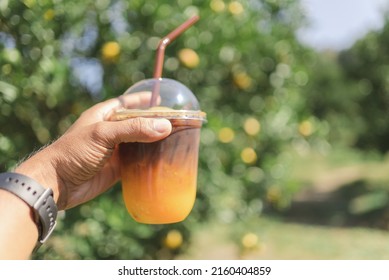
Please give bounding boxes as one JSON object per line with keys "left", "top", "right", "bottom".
{"left": 123, "top": 78, "right": 201, "bottom": 111}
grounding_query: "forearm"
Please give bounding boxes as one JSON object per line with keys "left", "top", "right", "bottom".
{"left": 0, "top": 147, "right": 60, "bottom": 260}
{"left": 0, "top": 189, "right": 38, "bottom": 259}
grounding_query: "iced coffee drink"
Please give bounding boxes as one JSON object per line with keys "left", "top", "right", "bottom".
{"left": 111, "top": 77, "right": 206, "bottom": 224}
{"left": 115, "top": 110, "right": 205, "bottom": 224}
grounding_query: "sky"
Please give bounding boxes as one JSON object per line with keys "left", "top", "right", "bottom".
{"left": 297, "top": 0, "right": 389, "bottom": 51}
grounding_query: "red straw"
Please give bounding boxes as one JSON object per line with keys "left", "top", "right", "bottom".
{"left": 153, "top": 15, "right": 200, "bottom": 79}
{"left": 150, "top": 15, "right": 200, "bottom": 106}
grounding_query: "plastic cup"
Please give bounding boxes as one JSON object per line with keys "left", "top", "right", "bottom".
{"left": 110, "top": 78, "right": 206, "bottom": 224}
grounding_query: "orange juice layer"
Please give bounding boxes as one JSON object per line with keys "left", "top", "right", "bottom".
{"left": 121, "top": 172, "right": 197, "bottom": 224}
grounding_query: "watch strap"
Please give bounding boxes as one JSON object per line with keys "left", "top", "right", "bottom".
{"left": 0, "top": 172, "right": 57, "bottom": 244}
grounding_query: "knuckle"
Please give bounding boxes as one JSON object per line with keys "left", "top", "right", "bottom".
{"left": 91, "top": 121, "right": 106, "bottom": 137}
{"left": 90, "top": 122, "right": 113, "bottom": 146}
{"left": 126, "top": 117, "right": 150, "bottom": 136}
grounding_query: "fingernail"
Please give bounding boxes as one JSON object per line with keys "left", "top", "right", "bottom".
{"left": 153, "top": 119, "right": 171, "bottom": 133}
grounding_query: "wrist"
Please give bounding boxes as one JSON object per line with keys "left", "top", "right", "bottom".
{"left": 14, "top": 145, "right": 61, "bottom": 204}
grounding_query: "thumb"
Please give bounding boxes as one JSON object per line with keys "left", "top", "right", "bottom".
{"left": 95, "top": 118, "right": 172, "bottom": 147}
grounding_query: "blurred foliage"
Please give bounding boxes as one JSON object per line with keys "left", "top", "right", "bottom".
{"left": 2, "top": 0, "right": 389, "bottom": 259}
{"left": 302, "top": 12, "right": 389, "bottom": 152}
{"left": 338, "top": 15, "right": 389, "bottom": 152}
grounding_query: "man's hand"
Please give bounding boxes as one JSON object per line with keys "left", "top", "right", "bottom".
{"left": 15, "top": 93, "right": 172, "bottom": 210}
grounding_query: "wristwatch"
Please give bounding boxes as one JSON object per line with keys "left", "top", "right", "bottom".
{"left": 0, "top": 172, "right": 57, "bottom": 245}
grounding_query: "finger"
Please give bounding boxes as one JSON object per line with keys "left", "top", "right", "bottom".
{"left": 97, "top": 91, "right": 154, "bottom": 120}
{"left": 94, "top": 118, "right": 172, "bottom": 148}
{"left": 68, "top": 92, "right": 155, "bottom": 132}
{"left": 116, "top": 91, "right": 156, "bottom": 109}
